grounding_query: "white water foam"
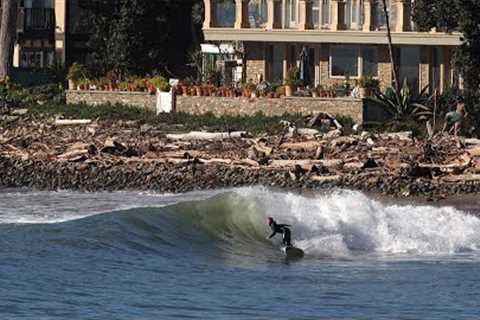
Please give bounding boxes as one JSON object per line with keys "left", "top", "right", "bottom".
{"left": 235, "top": 187, "right": 480, "bottom": 256}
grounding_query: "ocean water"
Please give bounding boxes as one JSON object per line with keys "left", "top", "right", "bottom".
{"left": 1, "top": 187, "right": 480, "bottom": 319}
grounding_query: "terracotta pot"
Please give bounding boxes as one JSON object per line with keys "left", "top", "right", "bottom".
{"left": 195, "top": 86, "right": 202, "bottom": 96}
{"left": 285, "top": 85, "right": 293, "bottom": 97}
{"left": 181, "top": 86, "right": 188, "bottom": 96}
{"left": 68, "top": 79, "right": 76, "bottom": 90}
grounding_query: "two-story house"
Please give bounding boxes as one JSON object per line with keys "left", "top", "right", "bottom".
{"left": 1, "top": 0, "right": 86, "bottom": 69}
{"left": 203, "top": 0, "right": 462, "bottom": 93}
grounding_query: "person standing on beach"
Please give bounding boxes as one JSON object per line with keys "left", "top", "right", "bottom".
{"left": 443, "top": 96, "right": 467, "bottom": 146}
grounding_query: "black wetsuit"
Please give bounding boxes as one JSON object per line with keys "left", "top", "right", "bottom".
{"left": 268, "top": 221, "right": 292, "bottom": 246}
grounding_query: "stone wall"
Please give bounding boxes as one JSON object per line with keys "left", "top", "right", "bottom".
{"left": 378, "top": 45, "right": 393, "bottom": 91}
{"left": 66, "top": 90, "right": 373, "bottom": 123}
{"left": 176, "top": 96, "right": 364, "bottom": 123}
{"left": 66, "top": 90, "right": 156, "bottom": 112}
{"left": 245, "top": 42, "right": 266, "bottom": 82}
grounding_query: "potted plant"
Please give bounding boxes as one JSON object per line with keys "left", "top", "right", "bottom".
{"left": 244, "top": 81, "right": 256, "bottom": 98}
{"left": 149, "top": 76, "right": 171, "bottom": 93}
{"left": 284, "top": 66, "right": 301, "bottom": 97}
{"left": 358, "top": 76, "right": 367, "bottom": 98}
{"left": 365, "top": 76, "right": 380, "bottom": 97}
{"left": 342, "top": 73, "right": 351, "bottom": 96}
{"left": 67, "top": 63, "right": 86, "bottom": 90}
{"left": 77, "top": 78, "right": 88, "bottom": 91}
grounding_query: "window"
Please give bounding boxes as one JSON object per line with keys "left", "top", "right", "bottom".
{"left": 331, "top": 46, "right": 359, "bottom": 77}
{"left": 312, "top": 0, "right": 320, "bottom": 27}
{"left": 375, "top": 0, "right": 395, "bottom": 30}
{"left": 270, "top": 45, "right": 284, "bottom": 82}
{"left": 214, "top": 0, "right": 235, "bottom": 27}
{"left": 21, "top": 50, "right": 43, "bottom": 68}
{"left": 285, "top": 0, "right": 297, "bottom": 28}
{"left": 321, "top": 0, "right": 330, "bottom": 27}
{"left": 330, "top": 45, "right": 378, "bottom": 78}
{"left": 361, "top": 46, "right": 378, "bottom": 77}
{"left": 398, "top": 46, "right": 420, "bottom": 91}
{"left": 248, "top": 0, "right": 268, "bottom": 28}
{"left": 24, "top": 0, "right": 53, "bottom": 8}
{"left": 313, "top": 0, "right": 330, "bottom": 28}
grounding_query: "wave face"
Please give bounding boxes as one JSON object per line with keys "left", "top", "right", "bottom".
{"left": 1, "top": 187, "right": 480, "bottom": 259}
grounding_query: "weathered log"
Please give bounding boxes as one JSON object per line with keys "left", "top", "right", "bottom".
{"left": 311, "top": 175, "right": 342, "bottom": 183}
{"left": 297, "top": 128, "right": 320, "bottom": 136}
{"left": 467, "top": 146, "right": 480, "bottom": 157}
{"left": 279, "top": 141, "right": 324, "bottom": 152}
{"left": 55, "top": 119, "right": 92, "bottom": 126}
{"left": 418, "top": 153, "right": 471, "bottom": 173}
{"left": 58, "top": 149, "right": 89, "bottom": 162}
{"left": 441, "top": 174, "right": 480, "bottom": 183}
{"left": 268, "top": 159, "right": 343, "bottom": 169}
{"left": 166, "top": 131, "right": 247, "bottom": 141}
{"left": 379, "top": 131, "right": 412, "bottom": 141}
{"left": 101, "top": 138, "right": 126, "bottom": 155}
{"left": 465, "top": 138, "right": 480, "bottom": 146}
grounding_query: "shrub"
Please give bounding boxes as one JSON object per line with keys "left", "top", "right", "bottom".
{"left": 67, "top": 63, "right": 87, "bottom": 83}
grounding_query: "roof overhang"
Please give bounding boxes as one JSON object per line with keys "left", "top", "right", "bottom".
{"left": 204, "top": 28, "right": 462, "bottom": 46}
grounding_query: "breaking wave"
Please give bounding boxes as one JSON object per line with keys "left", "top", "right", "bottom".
{"left": 1, "top": 187, "right": 480, "bottom": 259}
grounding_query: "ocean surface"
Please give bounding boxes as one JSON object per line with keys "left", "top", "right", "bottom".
{"left": 1, "top": 187, "right": 480, "bottom": 320}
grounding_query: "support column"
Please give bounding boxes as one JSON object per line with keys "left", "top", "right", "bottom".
{"left": 13, "top": 44, "right": 20, "bottom": 68}
{"left": 314, "top": 45, "right": 321, "bottom": 86}
{"left": 203, "top": 0, "right": 215, "bottom": 28}
{"left": 283, "top": 44, "right": 289, "bottom": 81}
{"left": 298, "top": 0, "right": 313, "bottom": 30}
{"left": 235, "top": 0, "right": 250, "bottom": 29}
{"left": 362, "top": 0, "right": 374, "bottom": 31}
{"left": 267, "top": 0, "right": 282, "bottom": 29}
{"left": 394, "top": 0, "right": 411, "bottom": 32}
{"left": 330, "top": 0, "right": 346, "bottom": 31}
{"left": 54, "top": 0, "right": 66, "bottom": 65}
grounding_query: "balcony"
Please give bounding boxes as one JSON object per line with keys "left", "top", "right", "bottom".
{"left": 24, "top": 8, "right": 55, "bottom": 31}
{"left": 203, "top": 0, "right": 462, "bottom": 46}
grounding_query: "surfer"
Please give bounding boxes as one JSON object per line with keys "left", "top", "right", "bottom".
{"left": 267, "top": 217, "right": 292, "bottom": 247}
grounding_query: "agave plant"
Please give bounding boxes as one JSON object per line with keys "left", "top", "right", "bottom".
{"left": 367, "top": 80, "right": 433, "bottom": 121}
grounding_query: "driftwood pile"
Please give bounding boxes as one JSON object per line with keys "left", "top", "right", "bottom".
{"left": 2, "top": 113, "right": 480, "bottom": 199}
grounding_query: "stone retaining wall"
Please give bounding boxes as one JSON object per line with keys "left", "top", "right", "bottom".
{"left": 176, "top": 96, "right": 364, "bottom": 123}
{"left": 66, "top": 90, "right": 366, "bottom": 123}
{"left": 66, "top": 90, "right": 156, "bottom": 111}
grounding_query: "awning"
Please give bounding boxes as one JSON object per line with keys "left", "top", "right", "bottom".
{"left": 200, "top": 43, "right": 236, "bottom": 54}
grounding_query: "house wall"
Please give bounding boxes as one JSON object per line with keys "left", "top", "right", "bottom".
{"left": 245, "top": 42, "right": 266, "bottom": 82}
{"left": 245, "top": 41, "right": 454, "bottom": 92}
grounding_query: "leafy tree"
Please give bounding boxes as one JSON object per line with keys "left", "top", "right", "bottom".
{"left": 414, "top": 0, "right": 480, "bottom": 128}
{"left": 79, "top": 0, "right": 167, "bottom": 78}
{"left": 79, "top": 0, "right": 202, "bottom": 78}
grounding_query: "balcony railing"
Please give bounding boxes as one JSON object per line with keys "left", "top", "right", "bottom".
{"left": 24, "top": 8, "right": 54, "bottom": 31}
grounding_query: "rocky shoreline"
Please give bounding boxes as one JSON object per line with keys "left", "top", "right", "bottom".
{"left": 2, "top": 114, "right": 480, "bottom": 201}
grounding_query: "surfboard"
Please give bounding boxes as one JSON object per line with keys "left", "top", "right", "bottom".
{"left": 281, "top": 246, "right": 305, "bottom": 259}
